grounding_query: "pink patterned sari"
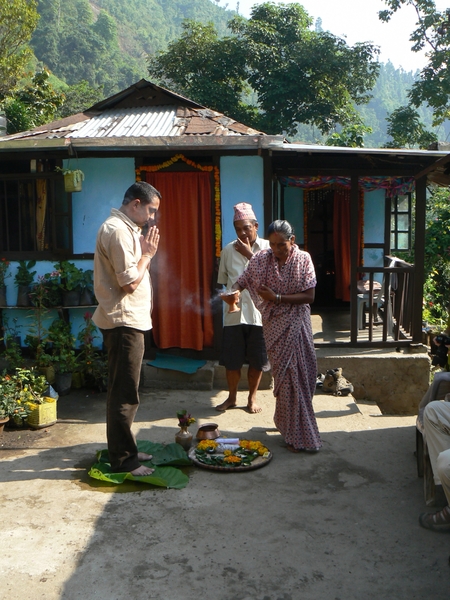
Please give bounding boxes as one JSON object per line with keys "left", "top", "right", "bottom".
{"left": 237, "top": 245, "right": 322, "bottom": 450}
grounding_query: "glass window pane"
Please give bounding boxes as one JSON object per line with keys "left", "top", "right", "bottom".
{"left": 397, "top": 195, "right": 409, "bottom": 212}
{"left": 397, "top": 214, "right": 409, "bottom": 230}
{"left": 397, "top": 233, "right": 409, "bottom": 249}
{"left": 390, "top": 233, "right": 395, "bottom": 248}
{"left": 391, "top": 215, "right": 396, "bottom": 229}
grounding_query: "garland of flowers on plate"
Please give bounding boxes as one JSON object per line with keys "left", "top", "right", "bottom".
{"left": 136, "top": 154, "right": 221, "bottom": 258}
{"left": 195, "top": 439, "right": 270, "bottom": 467}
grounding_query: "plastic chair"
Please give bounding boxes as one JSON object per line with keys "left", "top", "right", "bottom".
{"left": 357, "top": 281, "right": 384, "bottom": 329}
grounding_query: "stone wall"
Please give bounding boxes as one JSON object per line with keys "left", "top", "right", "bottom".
{"left": 316, "top": 348, "right": 431, "bottom": 415}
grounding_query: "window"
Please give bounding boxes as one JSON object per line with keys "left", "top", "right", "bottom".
{"left": 390, "top": 193, "right": 411, "bottom": 251}
{"left": 0, "top": 174, "right": 72, "bottom": 257}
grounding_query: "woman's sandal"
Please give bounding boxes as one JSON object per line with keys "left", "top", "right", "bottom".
{"left": 419, "top": 505, "right": 450, "bottom": 532}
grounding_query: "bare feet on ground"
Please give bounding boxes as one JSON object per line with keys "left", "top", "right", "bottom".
{"left": 137, "top": 452, "right": 153, "bottom": 461}
{"left": 130, "top": 464, "right": 155, "bottom": 476}
{"left": 247, "top": 401, "right": 262, "bottom": 414}
{"left": 215, "top": 397, "right": 237, "bottom": 411}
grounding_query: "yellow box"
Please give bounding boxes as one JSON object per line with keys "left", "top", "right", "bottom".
{"left": 27, "top": 398, "right": 57, "bottom": 429}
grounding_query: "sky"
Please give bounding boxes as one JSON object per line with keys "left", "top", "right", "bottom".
{"left": 232, "top": 0, "right": 448, "bottom": 73}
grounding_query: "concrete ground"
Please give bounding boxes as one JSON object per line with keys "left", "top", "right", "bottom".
{"left": 0, "top": 385, "right": 449, "bottom": 600}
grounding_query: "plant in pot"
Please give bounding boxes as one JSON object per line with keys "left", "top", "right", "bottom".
{"left": 48, "top": 318, "right": 77, "bottom": 395}
{"left": 76, "top": 312, "right": 107, "bottom": 390}
{"left": 0, "top": 367, "right": 56, "bottom": 431}
{"left": 55, "top": 166, "right": 84, "bottom": 192}
{"left": 0, "top": 257, "right": 10, "bottom": 306}
{"left": 56, "top": 261, "right": 84, "bottom": 306}
{"left": 30, "top": 271, "right": 62, "bottom": 308}
{"left": 14, "top": 260, "right": 36, "bottom": 306}
{"left": 1, "top": 317, "right": 23, "bottom": 372}
{"left": 79, "top": 268, "right": 95, "bottom": 305}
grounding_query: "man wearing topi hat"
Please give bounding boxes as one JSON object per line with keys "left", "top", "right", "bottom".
{"left": 216, "top": 202, "right": 270, "bottom": 413}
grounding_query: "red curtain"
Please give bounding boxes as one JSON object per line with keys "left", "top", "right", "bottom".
{"left": 145, "top": 171, "right": 214, "bottom": 350}
{"left": 333, "top": 189, "right": 363, "bottom": 302}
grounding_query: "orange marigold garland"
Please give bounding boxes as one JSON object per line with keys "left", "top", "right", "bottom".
{"left": 136, "top": 154, "right": 222, "bottom": 258}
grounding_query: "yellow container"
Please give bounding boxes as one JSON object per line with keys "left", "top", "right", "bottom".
{"left": 27, "top": 398, "right": 57, "bottom": 429}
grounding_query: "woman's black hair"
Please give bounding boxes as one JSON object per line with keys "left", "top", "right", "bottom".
{"left": 267, "top": 220, "right": 295, "bottom": 239}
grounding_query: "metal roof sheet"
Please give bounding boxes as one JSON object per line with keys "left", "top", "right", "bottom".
{"left": 70, "top": 106, "right": 179, "bottom": 138}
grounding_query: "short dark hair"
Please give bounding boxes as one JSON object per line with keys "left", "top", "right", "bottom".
{"left": 122, "top": 181, "right": 161, "bottom": 205}
{"left": 267, "top": 219, "right": 294, "bottom": 239}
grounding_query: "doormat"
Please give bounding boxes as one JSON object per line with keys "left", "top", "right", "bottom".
{"left": 88, "top": 440, "right": 192, "bottom": 488}
{"left": 147, "top": 352, "right": 207, "bottom": 374}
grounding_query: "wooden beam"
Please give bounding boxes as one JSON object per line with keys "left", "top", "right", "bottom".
{"left": 413, "top": 176, "right": 427, "bottom": 343}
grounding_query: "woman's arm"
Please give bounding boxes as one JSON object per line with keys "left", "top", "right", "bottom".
{"left": 257, "top": 284, "right": 315, "bottom": 305}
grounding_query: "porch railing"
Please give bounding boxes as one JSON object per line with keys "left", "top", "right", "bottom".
{"left": 352, "top": 256, "right": 415, "bottom": 347}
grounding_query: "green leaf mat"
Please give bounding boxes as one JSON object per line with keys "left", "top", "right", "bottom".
{"left": 88, "top": 440, "right": 192, "bottom": 489}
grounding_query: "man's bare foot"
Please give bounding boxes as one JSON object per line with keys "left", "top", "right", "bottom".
{"left": 247, "top": 402, "right": 262, "bottom": 414}
{"left": 137, "top": 452, "right": 153, "bottom": 462}
{"left": 130, "top": 464, "right": 155, "bottom": 476}
{"left": 215, "top": 397, "right": 237, "bottom": 411}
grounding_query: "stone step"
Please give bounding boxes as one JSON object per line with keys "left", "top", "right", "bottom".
{"left": 141, "top": 361, "right": 273, "bottom": 391}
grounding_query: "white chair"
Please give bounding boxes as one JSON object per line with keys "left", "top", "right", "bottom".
{"left": 357, "top": 281, "right": 384, "bottom": 330}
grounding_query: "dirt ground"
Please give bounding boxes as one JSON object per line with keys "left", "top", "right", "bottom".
{"left": 1, "top": 386, "right": 449, "bottom": 600}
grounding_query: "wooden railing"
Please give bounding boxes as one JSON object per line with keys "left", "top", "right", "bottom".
{"left": 353, "top": 256, "right": 415, "bottom": 347}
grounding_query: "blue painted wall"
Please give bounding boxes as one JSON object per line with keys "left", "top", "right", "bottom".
{"left": 70, "top": 157, "right": 136, "bottom": 254}
{"left": 220, "top": 156, "right": 264, "bottom": 245}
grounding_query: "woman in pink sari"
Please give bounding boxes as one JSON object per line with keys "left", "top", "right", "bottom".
{"left": 234, "top": 220, "right": 322, "bottom": 452}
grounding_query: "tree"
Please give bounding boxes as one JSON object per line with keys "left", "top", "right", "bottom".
{"left": 149, "top": 3, "right": 380, "bottom": 136}
{"left": 0, "top": 0, "right": 40, "bottom": 98}
{"left": 379, "top": 1, "right": 450, "bottom": 125}
{"left": 148, "top": 20, "right": 259, "bottom": 127}
{"left": 384, "top": 105, "right": 437, "bottom": 148}
{"left": 3, "top": 69, "right": 65, "bottom": 133}
{"left": 56, "top": 80, "right": 104, "bottom": 119}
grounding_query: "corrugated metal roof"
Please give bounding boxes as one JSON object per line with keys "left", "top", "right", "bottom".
{"left": 70, "top": 106, "right": 180, "bottom": 138}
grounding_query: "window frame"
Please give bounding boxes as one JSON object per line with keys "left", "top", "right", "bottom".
{"left": 0, "top": 173, "right": 73, "bottom": 260}
{"left": 390, "top": 192, "right": 411, "bottom": 252}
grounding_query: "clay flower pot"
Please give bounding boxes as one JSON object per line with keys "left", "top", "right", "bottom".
{"left": 220, "top": 290, "right": 240, "bottom": 313}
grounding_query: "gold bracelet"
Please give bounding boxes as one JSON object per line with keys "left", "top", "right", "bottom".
{"left": 277, "top": 294, "right": 281, "bottom": 304}
{"left": 142, "top": 253, "right": 152, "bottom": 258}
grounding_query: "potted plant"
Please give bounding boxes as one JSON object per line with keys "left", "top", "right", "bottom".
{"left": 0, "top": 368, "right": 57, "bottom": 431}
{"left": 30, "top": 270, "right": 62, "bottom": 308}
{"left": 48, "top": 318, "right": 77, "bottom": 395}
{"left": 76, "top": 312, "right": 107, "bottom": 390}
{"left": 0, "top": 257, "right": 10, "bottom": 306}
{"left": 56, "top": 261, "right": 85, "bottom": 306}
{"left": 14, "top": 260, "right": 36, "bottom": 306}
{"left": 79, "top": 268, "right": 95, "bottom": 305}
{"left": 56, "top": 166, "right": 84, "bottom": 192}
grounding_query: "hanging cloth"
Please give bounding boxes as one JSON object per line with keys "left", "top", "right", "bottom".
{"left": 145, "top": 171, "right": 214, "bottom": 350}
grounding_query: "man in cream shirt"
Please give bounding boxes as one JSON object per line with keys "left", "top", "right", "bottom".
{"left": 216, "top": 202, "right": 270, "bottom": 413}
{"left": 93, "top": 181, "right": 161, "bottom": 476}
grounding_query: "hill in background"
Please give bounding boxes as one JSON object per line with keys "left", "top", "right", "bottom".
{"left": 30, "top": 0, "right": 448, "bottom": 146}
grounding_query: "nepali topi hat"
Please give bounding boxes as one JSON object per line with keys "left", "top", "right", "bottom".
{"left": 233, "top": 202, "right": 257, "bottom": 222}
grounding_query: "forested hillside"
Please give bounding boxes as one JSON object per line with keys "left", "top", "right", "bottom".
{"left": 29, "top": 0, "right": 446, "bottom": 145}
{"left": 31, "top": 0, "right": 235, "bottom": 96}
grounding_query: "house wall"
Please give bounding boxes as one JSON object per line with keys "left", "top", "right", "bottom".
{"left": 71, "top": 157, "right": 136, "bottom": 254}
{"left": 220, "top": 156, "right": 264, "bottom": 244}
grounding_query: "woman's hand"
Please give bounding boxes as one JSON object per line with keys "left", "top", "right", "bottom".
{"left": 257, "top": 284, "right": 277, "bottom": 303}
